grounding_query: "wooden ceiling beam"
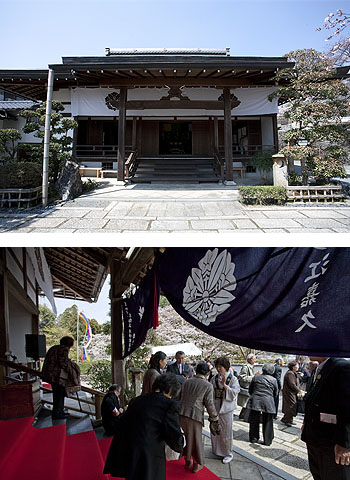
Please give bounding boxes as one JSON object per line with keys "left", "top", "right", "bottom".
{"left": 51, "top": 274, "right": 93, "bottom": 303}
{"left": 100, "top": 77, "right": 255, "bottom": 87}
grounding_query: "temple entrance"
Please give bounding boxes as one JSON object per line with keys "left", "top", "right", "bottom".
{"left": 159, "top": 122, "right": 192, "bottom": 155}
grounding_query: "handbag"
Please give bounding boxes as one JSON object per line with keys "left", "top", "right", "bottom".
{"left": 165, "top": 445, "right": 181, "bottom": 461}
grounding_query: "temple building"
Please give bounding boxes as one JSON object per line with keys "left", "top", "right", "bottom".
{"left": 0, "top": 48, "right": 293, "bottom": 183}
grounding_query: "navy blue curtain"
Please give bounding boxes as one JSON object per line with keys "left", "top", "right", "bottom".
{"left": 122, "top": 269, "right": 160, "bottom": 358}
{"left": 155, "top": 247, "right": 350, "bottom": 357}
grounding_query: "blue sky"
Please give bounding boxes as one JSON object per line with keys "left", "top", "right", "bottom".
{"left": 41, "top": 276, "right": 111, "bottom": 324}
{"left": 2, "top": 0, "right": 348, "bottom": 69}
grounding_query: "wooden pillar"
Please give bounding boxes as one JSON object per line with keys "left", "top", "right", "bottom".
{"left": 223, "top": 88, "right": 233, "bottom": 182}
{"left": 132, "top": 117, "right": 137, "bottom": 151}
{"left": 272, "top": 114, "right": 279, "bottom": 152}
{"left": 0, "top": 250, "right": 10, "bottom": 383}
{"left": 214, "top": 117, "right": 219, "bottom": 150}
{"left": 117, "top": 88, "right": 127, "bottom": 181}
{"left": 110, "top": 259, "right": 125, "bottom": 400}
{"left": 137, "top": 119, "right": 143, "bottom": 155}
{"left": 72, "top": 116, "right": 78, "bottom": 158}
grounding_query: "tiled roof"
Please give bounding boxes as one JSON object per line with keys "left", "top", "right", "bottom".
{"left": 105, "top": 47, "right": 230, "bottom": 56}
{"left": 0, "top": 100, "right": 40, "bottom": 110}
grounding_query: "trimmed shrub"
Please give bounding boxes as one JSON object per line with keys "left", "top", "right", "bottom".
{"left": 238, "top": 186, "right": 287, "bottom": 206}
{"left": 82, "top": 178, "right": 101, "bottom": 193}
{"left": 0, "top": 162, "right": 42, "bottom": 189}
{"left": 306, "top": 156, "right": 346, "bottom": 185}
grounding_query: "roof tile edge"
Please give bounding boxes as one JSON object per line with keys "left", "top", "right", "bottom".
{"left": 105, "top": 47, "right": 231, "bottom": 56}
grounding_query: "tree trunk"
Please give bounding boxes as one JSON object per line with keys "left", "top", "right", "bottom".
{"left": 301, "top": 157, "right": 308, "bottom": 185}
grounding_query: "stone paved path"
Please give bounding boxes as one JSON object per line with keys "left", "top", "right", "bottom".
{"left": 203, "top": 411, "right": 310, "bottom": 480}
{"left": 1, "top": 181, "right": 350, "bottom": 233}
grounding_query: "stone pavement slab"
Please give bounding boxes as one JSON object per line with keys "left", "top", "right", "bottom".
{"left": 59, "top": 218, "right": 109, "bottom": 229}
{"left": 104, "top": 219, "right": 151, "bottom": 230}
{"left": 191, "top": 219, "right": 235, "bottom": 230}
{"left": 1, "top": 182, "right": 350, "bottom": 233}
{"left": 253, "top": 219, "right": 303, "bottom": 229}
{"left": 294, "top": 218, "right": 346, "bottom": 229}
{"left": 150, "top": 220, "right": 190, "bottom": 231}
{"left": 233, "top": 219, "right": 259, "bottom": 229}
{"left": 202, "top": 409, "right": 312, "bottom": 480}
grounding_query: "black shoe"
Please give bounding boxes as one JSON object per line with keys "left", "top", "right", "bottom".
{"left": 52, "top": 412, "right": 70, "bottom": 420}
{"left": 250, "top": 438, "right": 259, "bottom": 443}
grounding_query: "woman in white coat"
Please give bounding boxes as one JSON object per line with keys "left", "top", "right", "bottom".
{"left": 210, "top": 357, "right": 240, "bottom": 464}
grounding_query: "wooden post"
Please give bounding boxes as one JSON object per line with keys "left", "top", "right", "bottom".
{"left": 42, "top": 68, "right": 54, "bottom": 207}
{"left": 95, "top": 395, "right": 102, "bottom": 420}
{"left": 0, "top": 249, "right": 10, "bottom": 386}
{"left": 117, "top": 88, "right": 127, "bottom": 181}
{"left": 272, "top": 114, "right": 279, "bottom": 152}
{"left": 110, "top": 259, "right": 125, "bottom": 402}
{"left": 132, "top": 117, "right": 137, "bottom": 151}
{"left": 73, "top": 117, "right": 78, "bottom": 159}
{"left": 130, "top": 368, "right": 142, "bottom": 397}
{"left": 223, "top": 88, "right": 233, "bottom": 182}
{"left": 214, "top": 117, "right": 219, "bottom": 150}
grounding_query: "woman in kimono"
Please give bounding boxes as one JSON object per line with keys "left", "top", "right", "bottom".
{"left": 210, "top": 357, "right": 240, "bottom": 464}
{"left": 141, "top": 350, "right": 167, "bottom": 395}
{"left": 281, "top": 360, "right": 301, "bottom": 427}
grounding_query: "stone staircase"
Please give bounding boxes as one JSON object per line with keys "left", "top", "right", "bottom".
{"left": 130, "top": 156, "right": 221, "bottom": 183}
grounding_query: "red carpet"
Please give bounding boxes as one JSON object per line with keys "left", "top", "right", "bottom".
{"left": 0, "top": 416, "right": 33, "bottom": 466}
{"left": 167, "top": 457, "right": 221, "bottom": 479}
{"left": 64, "top": 430, "right": 109, "bottom": 480}
{"left": 0, "top": 417, "right": 220, "bottom": 480}
{"left": 99, "top": 438, "right": 220, "bottom": 480}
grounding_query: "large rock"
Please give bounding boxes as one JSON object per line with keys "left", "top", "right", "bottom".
{"left": 56, "top": 160, "right": 83, "bottom": 201}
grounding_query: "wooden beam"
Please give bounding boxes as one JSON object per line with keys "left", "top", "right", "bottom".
{"left": 100, "top": 78, "right": 254, "bottom": 88}
{"left": 132, "top": 117, "right": 137, "bottom": 150}
{"left": 214, "top": 117, "right": 219, "bottom": 149}
{"left": 117, "top": 87, "right": 127, "bottom": 181}
{"left": 110, "top": 259, "right": 125, "bottom": 396}
{"left": 223, "top": 88, "right": 233, "bottom": 182}
{"left": 0, "top": 249, "right": 10, "bottom": 361}
{"left": 272, "top": 114, "right": 279, "bottom": 151}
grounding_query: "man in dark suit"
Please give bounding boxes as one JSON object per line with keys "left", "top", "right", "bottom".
{"left": 104, "top": 373, "right": 184, "bottom": 480}
{"left": 101, "top": 384, "right": 123, "bottom": 435}
{"left": 301, "top": 357, "right": 350, "bottom": 479}
{"left": 272, "top": 358, "right": 283, "bottom": 419}
{"left": 167, "top": 351, "right": 193, "bottom": 378}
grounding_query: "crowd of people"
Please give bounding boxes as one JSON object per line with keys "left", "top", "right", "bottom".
{"left": 43, "top": 339, "right": 350, "bottom": 480}
{"left": 102, "top": 350, "right": 350, "bottom": 480}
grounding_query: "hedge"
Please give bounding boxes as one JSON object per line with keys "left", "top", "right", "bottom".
{"left": 0, "top": 162, "right": 42, "bottom": 189}
{"left": 238, "top": 186, "right": 287, "bottom": 206}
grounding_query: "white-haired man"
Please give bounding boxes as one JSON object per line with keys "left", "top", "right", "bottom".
{"left": 238, "top": 353, "right": 260, "bottom": 420}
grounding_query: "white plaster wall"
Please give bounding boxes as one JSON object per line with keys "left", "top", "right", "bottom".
{"left": 6, "top": 249, "right": 24, "bottom": 289}
{"left": 53, "top": 88, "right": 72, "bottom": 115}
{"left": 17, "top": 117, "right": 41, "bottom": 143}
{"left": 261, "top": 116, "right": 274, "bottom": 148}
{"left": 8, "top": 292, "right": 33, "bottom": 363}
{"left": 26, "top": 251, "right": 37, "bottom": 305}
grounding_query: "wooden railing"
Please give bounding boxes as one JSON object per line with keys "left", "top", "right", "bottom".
{"left": 0, "top": 358, "right": 104, "bottom": 420}
{"left": 125, "top": 150, "right": 138, "bottom": 179}
{"left": 76, "top": 144, "right": 133, "bottom": 158}
{"left": 213, "top": 147, "right": 225, "bottom": 179}
{"left": 218, "top": 144, "right": 276, "bottom": 157}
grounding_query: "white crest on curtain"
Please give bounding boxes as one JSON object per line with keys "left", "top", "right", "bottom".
{"left": 182, "top": 249, "right": 237, "bottom": 326}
